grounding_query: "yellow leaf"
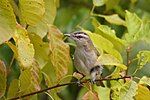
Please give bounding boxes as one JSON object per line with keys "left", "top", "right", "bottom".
{"left": 27, "top": 0, "right": 57, "bottom": 38}
{"left": 13, "top": 26, "right": 35, "bottom": 68}
{"left": 0, "top": 0, "right": 16, "bottom": 44}
{"left": 135, "top": 85, "right": 150, "bottom": 100}
{"left": 19, "top": 0, "right": 45, "bottom": 25}
{"left": 48, "top": 25, "right": 71, "bottom": 80}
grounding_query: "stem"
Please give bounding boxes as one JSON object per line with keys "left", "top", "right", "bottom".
{"left": 8, "top": 76, "right": 131, "bottom": 100}
{"left": 126, "top": 46, "right": 132, "bottom": 75}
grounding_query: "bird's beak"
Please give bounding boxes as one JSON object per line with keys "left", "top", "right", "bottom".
{"left": 64, "top": 34, "right": 70, "bottom": 37}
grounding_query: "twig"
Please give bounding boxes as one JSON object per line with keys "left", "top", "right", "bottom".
{"left": 126, "top": 46, "right": 132, "bottom": 75}
{"left": 8, "top": 76, "right": 131, "bottom": 100}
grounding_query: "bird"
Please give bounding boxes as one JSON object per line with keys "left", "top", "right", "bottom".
{"left": 68, "top": 31, "right": 103, "bottom": 85}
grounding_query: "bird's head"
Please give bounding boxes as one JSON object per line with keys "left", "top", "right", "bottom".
{"left": 69, "top": 31, "right": 91, "bottom": 46}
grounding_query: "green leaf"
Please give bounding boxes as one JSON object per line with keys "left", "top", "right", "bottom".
{"left": 29, "top": 33, "right": 49, "bottom": 68}
{"left": 137, "top": 50, "right": 150, "bottom": 69}
{"left": 48, "top": 25, "right": 71, "bottom": 80}
{"left": 125, "top": 11, "right": 150, "bottom": 43}
{"left": 42, "top": 61, "right": 60, "bottom": 99}
{"left": 127, "top": 40, "right": 150, "bottom": 77}
{"left": 120, "top": 81, "right": 138, "bottom": 100}
{"left": 94, "top": 86, "right": 110, "bottom": 100}
{"left": 93, "top": 0, "right": 106, "bottom": 6}
{"left": 105, "top": 0, "right": 120, "bottom": 11}
{"left": 98, "top": 54, "right": 127, "bottom": 69}
{"left": 135, "top": 85, "right": 150, "bottom": 100}
{"left": 111, "top": 80, "right": 138, "bottom": 100}
{"left": 84, "top": 30, "right": 123, "bottom": 62}
{"left": 104, "top": 14, "right": 125, "bottom": 26}
{"left": 111, "top": 80, "right": 124, "bottom": 100}
{"left": 125, "top": 11, "right": 142, "bottom": 43}
{"left": 19, "top": 0, "right": 45, "bottom": 26}
{"left": 141, "top": 21, "right": 150, "bottom": 40}
{"left": 0, "top": 60, "right": 6, "bottom": 98}
{"left": 95, "top": 14, "right": 125, "bottom": 26}
{"left": 139, "top": 76, "right": 150, "bottom": 86}
{"left": 0, "top": 0, "right": 16, "bottom": 44}
{"left": 7, "top": 79, "right": 19, "bottom": 99}
{"left": 96, "top": 24, "right": 126, "bottom": 52}
{"left": 27, "top": 0, "right": 57, "bottom": 38}
{"left": 13, "top": 26, "right": 35, "bottom": 68}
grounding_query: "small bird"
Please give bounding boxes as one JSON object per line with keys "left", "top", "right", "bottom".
{"left": 68, "top": 31, "right": 103, "bottom": 84}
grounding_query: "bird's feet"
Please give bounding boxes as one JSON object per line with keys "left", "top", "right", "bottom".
{"left": 77, "top": 80, "right": 84, "bottom": 87}
{"left": 90, "top": 79, "right": 96, "bottom": 84}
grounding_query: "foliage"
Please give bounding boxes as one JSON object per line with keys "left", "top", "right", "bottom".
{"left": 0, "top": 0, "right": 150, "bottom": 100}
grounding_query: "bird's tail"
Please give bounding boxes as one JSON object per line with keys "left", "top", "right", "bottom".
{"left": 90, "top": 65, "right": 104, "bottom": 86}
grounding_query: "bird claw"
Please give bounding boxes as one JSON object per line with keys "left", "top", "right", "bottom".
{"left": 77, "top": 80, "right": 83, "bottom": 86}
{"left": 90, "top": 80, "right": 96, "bottom": 84}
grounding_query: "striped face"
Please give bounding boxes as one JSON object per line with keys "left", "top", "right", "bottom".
{"left": 70, "top": 31, "right": 90, "bottom": 41}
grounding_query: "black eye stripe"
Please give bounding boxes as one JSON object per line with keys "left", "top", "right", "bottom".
{"left": 74, "top": 32, "right": 87, "bottom": 36}
{"left": 75, "top": 35, "right": 85, "bottom": 39}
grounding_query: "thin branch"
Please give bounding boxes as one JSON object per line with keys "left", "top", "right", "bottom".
{"left": 9, "top": 76, "right": 131, "bottom": 100}
{"left": 126, "top": 46, "right": 132, "bottom": 75}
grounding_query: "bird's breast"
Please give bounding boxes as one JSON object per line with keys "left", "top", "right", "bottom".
{"left": 74, "top": 47, "right": 98, "bottom": 76}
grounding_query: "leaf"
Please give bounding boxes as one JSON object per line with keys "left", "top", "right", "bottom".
{"left": 111, "top": 80, "right": 138, "bottom": 100}
{"left": 19, "top": 62, "right": 41, "bottom": 96}
{"left": 111, "top": 80, "right": 124, "bottom": 100}
{"left": 125, "top": 11, "right": 150, "bottom": 43}
{"left": 48, "top": 25, "right": 70, "bottom": 80}
{"left": 7, "top": 79, "right": 19, "bottom": 99}
{"left": 27, "top": 0, "right": 57, "bottom": 38}
{"left": 41, "top": 26, "right": 72, "bottom": 99}
{"left": 97, "top": 14, "right": 125, "bottom": 26}
{"left": 96, "top": 24, "right": 126, "bottom": 52}
{"left": 98, "top": 54, "right": 127, "bottom": 69}
{"left": 19, "top": 0, "right": 45, "bottom": 26}
{"left": 137, "top": 50, "right": 150, "bottom": 69}
{"left": 125, "top": 11, "right": 142, "bottom": 36}
{"left": 120, "top": 81, "right": 138, "bottom": 100}
{"left": 0, "top": 60, "right": 6, "bottom": 98}
{"left": 104, "top": 14, "right": 125, "bottom": 26}
{"left": 125, "top": 11, "right": 143, "bottom": 43}
{"left": 135, "top": 85, "right": 150, "bottom": 100}
{"left": 82, "top": 91, "right": 99, "bottom": 100}
{"left": 127, "top": 40, "right": 150, "bottom": 77}
{"left": 13, "top": 26, "right": 35, "bottom": 68}
{"left": 139, "top": 76, "right": 150, "bottom": 86}
{"left": 29, "top": 33, "right": 49, "bottom": 68}
{"left": 42, "top": 62, "right": 60, "bottom": 99}
{"left": 94, "top": 86, "right": 110, "bottom": 100}
{"left": 105, "top": 0, "right": 120, "bottom": 11}
{"left": 140, "top": 21, "right": 150, "bottom": 40}
{"left": 84, "top": 30, "right": 123, "bottom": 62}
{"left": 93, "top": 0, "right": 106, "bottom": 6}
{"left": 0, "top": 0, "right": 16, "bottom": 44}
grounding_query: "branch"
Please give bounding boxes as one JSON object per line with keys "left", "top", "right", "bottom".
{"left": 126, "top": 46, "right": 132, "bottom": 75}
{"left": 9, "top": 76, "right": 131, "bottom": 100}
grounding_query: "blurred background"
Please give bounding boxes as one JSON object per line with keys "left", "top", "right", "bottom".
{"left": 54, "top": 0, "right": 150, "bottom": 99}
{"left": 55, "top": 0, "right": 150, "bottom": 37}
